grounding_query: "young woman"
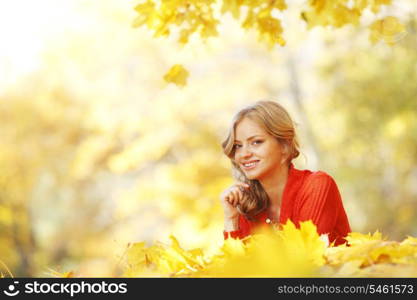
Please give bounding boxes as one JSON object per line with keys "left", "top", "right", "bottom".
{"left": 220, "top": 100, "right": 351, "bottom": 246}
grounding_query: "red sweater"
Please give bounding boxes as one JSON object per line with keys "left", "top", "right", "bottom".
{"left": 224, "top": 163, "right": 351, "bottom": 246}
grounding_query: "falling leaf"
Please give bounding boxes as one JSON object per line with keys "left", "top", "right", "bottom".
{"left": 163, "top": 64, "right": 189, "bottom": 87}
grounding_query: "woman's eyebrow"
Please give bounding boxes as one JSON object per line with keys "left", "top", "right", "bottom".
{"left": 234, "top": 135, "right": 263, "bottom": 142}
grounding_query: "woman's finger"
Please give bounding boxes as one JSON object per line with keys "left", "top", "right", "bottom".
{"left": 225, "top": 194, "right": 232, "bottom": 205}
{"left": 224, "top": 194, "right": 229, "bottom": 202}
{"left": 231, "top": 189, "right": 240, "bottom": 206}
{"left": 235, "top": 182, "right": 250, "bottom": 189}
{"left": 237, "top": 188, "right": 244, "bottom": 203}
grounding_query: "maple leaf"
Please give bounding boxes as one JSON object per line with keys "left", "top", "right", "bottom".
{"left": 345, "top": 230, "right": 385, "bottom": 245}
{"left": 278, "top": 220, "right": 326, "bottom": 266}
{"left": 221, "top": 0, "right": 241, "bottom": 19}
{"left": 369, "top": 16, "right": 407, "bottom": 46}
{"left": 163, "top": 64, "right": 189, "bottom": 87}
{"left": 123, "top": 221, "right": 417, "bottom": 277}
{"left": 132, "top": 1, "right": 157, "bottom": 28}
{"left": 46, "top": 267, "right": 75, "bottom": 278}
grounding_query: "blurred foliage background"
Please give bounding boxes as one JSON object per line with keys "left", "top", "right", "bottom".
{"left": 0, "top": 0, "right": 416, "bottom": 276}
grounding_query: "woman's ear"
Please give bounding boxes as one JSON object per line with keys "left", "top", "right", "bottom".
{"left": 280, "top": 142, "right": 290, "bottom": 165}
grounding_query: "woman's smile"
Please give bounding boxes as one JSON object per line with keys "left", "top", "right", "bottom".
{"left": 242, "top": 160, "right": 260, "bottom": 170}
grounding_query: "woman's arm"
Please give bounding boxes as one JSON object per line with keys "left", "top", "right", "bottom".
{"left": 220, "top": 182, "right": 249, "bottom": 239}
{"left": 223, "top": 215, "right": 251, "bottom": 240}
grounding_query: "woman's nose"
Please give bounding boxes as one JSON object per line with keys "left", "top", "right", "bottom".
{"left": 238, "top": 145, "right": 253, "bottom": 159}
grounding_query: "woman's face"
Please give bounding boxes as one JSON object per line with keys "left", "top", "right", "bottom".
{"left": 233, "top": 117, "right": 286, "bottom": 180}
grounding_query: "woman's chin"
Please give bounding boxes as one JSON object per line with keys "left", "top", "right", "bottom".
{"left": 244, "top": 171, "right": 259, "bottom": 180}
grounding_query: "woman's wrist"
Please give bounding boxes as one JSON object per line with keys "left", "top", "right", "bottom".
{"left": 224, "top": 215, "right": 239, "bottom": 231}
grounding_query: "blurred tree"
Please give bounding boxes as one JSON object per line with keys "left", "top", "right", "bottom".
{"left": 0, "top": 89, "right": 82, "bottom": 275}
{"left": 315, "top": 18, "right": 417, "bottom": 239}
{"left": 0, "top": 86, "right": 121, "bottom": 276}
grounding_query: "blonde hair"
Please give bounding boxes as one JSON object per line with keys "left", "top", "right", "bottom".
{"left": 221, "top": 100, "right": 300, "bottom": 219}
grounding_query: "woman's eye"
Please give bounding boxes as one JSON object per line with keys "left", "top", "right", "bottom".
{"left": 234, "top": 141, "right": 262, "bottom": 149}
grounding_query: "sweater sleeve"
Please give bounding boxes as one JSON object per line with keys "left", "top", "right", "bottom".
{"left": 296, "top": 172, "right": 342, "bottom": 236}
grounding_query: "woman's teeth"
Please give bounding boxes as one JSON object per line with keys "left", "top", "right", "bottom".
{"left": 243, "top": 161, "right": 259, "bottom": 167}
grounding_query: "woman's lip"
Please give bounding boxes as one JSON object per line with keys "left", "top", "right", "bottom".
{"left": 242, "top": 160, "right": 260, "bottom": 170}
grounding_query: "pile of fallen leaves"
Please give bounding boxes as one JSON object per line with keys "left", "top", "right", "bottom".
{"left": 124, "top": 221, "right": 417, "bottom": 277}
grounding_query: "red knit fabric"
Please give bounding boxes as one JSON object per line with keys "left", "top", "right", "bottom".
{"left": 223, "top": 163, "right": 351, "bottom": 246}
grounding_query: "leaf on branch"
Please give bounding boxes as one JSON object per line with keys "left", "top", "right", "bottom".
{"left": 132, "top": 1, "right": 157, "bottom": 28}
{"left": 369, "top": 16, "right": 407, "bottom": 46}
{"left": 256, "top": 15, "right": 286, "bottom": 48}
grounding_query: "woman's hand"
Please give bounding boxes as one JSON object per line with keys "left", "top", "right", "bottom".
{"left": 220, "top": 182, "right": 250, "bottom": 220}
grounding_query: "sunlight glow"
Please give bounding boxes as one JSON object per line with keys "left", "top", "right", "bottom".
{"left": 0, "top": 0, "right": 78, "bottom": 90}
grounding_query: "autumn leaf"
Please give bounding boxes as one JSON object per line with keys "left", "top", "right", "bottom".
{"left": 132, "top": 1, "right": 157, "bottom": 29}
{"left": 163, "top": 64, "right": 189, "bottom": 87}
{"left": 46, "top": 268, "right": 75, "bottom": 278}
{"left": 345, "top": 230, "right": 385, "bottom": 246}
{"left": 221, "top": 0, "right": 241, "bottom": 19}
{"left": 133, "top": 0, "right": 405, "bottom": 86}
{"left": 278, "top": 220, "right": 326, "bottom": 267}
{"left": 124, "top": 221, "right": 417, "bottom": 277}
{"left": 124, "top": 236, "right": 207, "bottom": 277}
{"left": 369, "top": 16, "right": 407, "bottom": 45}
{"left": 256, "top": 15, "right": 286, "bottom": 48}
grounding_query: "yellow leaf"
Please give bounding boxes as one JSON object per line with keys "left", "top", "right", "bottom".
{"left": 178, "top": 29, "right": 191, "bottom": 44}
{"left": 123, "top": 222, "right": 417, "bottom": 277}
{"left": 163, "top": 64, "right": 189, "bottom": 87}
{"left": 46, "top": 268, "right": 75, "bottom": 278}
{"left": 133, "top": 1, "right": 157, "bottom": 28}
{"left": 401, "top": 236, "right": 417, "bottom": 246}
{"left": 256, "top": 15, "right": 286, "bottom": 48}
{"left": 358, "top": 263, "right": 417, "bottom": 277}
{"left": 272, "top": 0, "right": 287, "bottom": 11}
{"left": 279, "top": 220, "right": 326, "bottom": 266}
{"left": 242, "top": 10, "right": 255, "bottom": 29}
{"left": 200, "top": 19, "right": 219, "bottom": 39}
{"left": 370, "top": 0, "right": 392, "bottom": 14}
{"left": 327, "top": 260, "right": 363, "bottom": 277}
{"left": 369, "top": 16, "right": 407, "bottom": 46}
{"left": 221, "top": 0, "right": 241, "bottom": 19}
{"left": 345, "top": 230, "right": 385, "bottom": 246}
{"left": 220, "top": 237, "right": 247, "bottom": 257}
